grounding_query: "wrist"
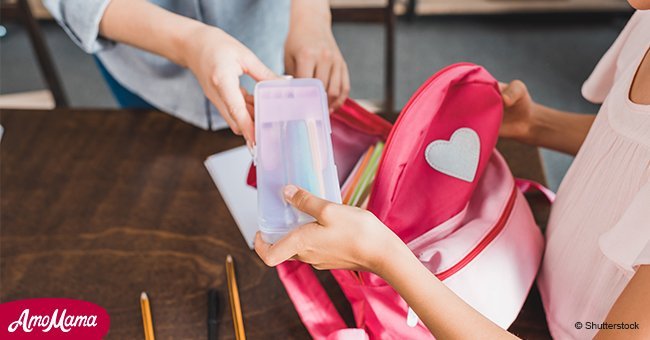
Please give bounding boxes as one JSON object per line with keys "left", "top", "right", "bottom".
{"left": 290, "top": 0, "right": 332, "bottom": 28}
{"left": 527, "top": 103, "right": 557, "bottom": 146}
{"left": 176, "top": 21, "right": 210, "bottom": 68}
{"left": 371, "top": 234, "right": 415, "bottom": 280}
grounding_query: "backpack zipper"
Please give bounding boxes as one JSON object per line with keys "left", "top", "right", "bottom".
{"left": 349, "top": 185, "right": 517, "bottom": 286}
{"left": 436, "top": 185, "right": 517, "bottom": 281}
{"left": 405, "top": 185, "right": 517, "bottom": 328}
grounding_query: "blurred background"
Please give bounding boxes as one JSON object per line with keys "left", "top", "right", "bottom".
{"left": 0, "top": 0, "right": 634, "bottom": 190}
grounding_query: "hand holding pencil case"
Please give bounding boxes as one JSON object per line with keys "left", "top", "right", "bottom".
{"left": 247, "top": 63, "right": 550, "bottom": 339}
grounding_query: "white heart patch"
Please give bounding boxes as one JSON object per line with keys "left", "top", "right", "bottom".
{"left": 424, "top": 127, "right": 480, "bottom": 182}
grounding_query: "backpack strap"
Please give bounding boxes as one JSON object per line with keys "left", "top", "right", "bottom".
{"left": 515, "top": 178, "right": 556, "bottom": 202}
{"left": 276, "top": 261, "right": 348, "bottom": 338}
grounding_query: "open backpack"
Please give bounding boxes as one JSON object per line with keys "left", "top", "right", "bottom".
{"left": 248, "top": 63, "right": 553, "bottom": 339}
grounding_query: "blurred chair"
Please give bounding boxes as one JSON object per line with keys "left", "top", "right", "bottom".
{"left": 330, "top": 0, "right": 397, "bottom": 116}
{"left": 404, "top": 0, "right": 631, "bottom": 15}
{"left": 0, "top": 0, "right": 68, "bottom": 108}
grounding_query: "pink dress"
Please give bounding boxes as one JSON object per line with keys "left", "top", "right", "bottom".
{"left": 537, "top": 10, "right": 650, "bottom": 339}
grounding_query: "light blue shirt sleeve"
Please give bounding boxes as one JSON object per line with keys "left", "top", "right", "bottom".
{"left": 42, "top": 0, "right": 113, "bottom": 53}
{"left": 43, "top": 0, "right": 290, "bottom": 131}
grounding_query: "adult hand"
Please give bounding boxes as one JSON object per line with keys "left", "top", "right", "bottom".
{"left": 284, "top": 0, "right": 350, "bottom": 111}
{"left": 498, "top": 80, "right": 537, "bottom": 144}
{"left": 255, "top": 185, "right": 405, "bottom": 272}
{"left": 185, "top": 25, "right": 278, "bottom": 145}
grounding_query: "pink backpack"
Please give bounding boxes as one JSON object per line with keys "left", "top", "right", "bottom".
{"left": 249, "top": 63, "right": 552, "bottom": 339}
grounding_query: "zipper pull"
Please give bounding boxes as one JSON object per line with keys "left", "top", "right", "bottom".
{"left": 407, "top": 307, "right": 419, "bottom": 327}
{"left": 249, "top": 143, "right": 257, "bottom": 166}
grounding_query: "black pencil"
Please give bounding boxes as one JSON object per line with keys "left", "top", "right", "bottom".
{"left": 208, "top": 289, "right": 219, "bottom": 340}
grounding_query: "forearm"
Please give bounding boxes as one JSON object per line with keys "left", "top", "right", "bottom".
{"left": 98, "top": 0, "right": 203, "bottom": 67}
{"left": 290, "top": 0, "right": 331, "bottom": 26}
{"left": 528, "top": 104, "right": 595, "bottom": 156}
{"left": 376, "top": 243, "right": 516, "bottom": 339}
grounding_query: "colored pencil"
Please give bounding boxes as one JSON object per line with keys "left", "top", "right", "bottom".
{"left": 226, "top": 255, "right": 246, "bottom": 340}
{"left": 140, "top": 292, "right": 155, "bottom": 340}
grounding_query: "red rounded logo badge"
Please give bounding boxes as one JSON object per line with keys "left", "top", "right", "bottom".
{"left": 0, "top": 298, "right": 110, "bottom": 339}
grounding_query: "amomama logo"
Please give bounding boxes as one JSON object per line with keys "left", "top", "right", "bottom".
{"left": 0, "top": 298, "right": 110, "bottom": 339}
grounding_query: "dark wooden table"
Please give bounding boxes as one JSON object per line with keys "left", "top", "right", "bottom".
{"left": 1, "top": 108, "right": 551, "bottom": 339}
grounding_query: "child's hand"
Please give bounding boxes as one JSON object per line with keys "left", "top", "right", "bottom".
{"left": 499, "top": 80, "right": 536, "bottom": 144}
{"left": 254, "top": 185, "right": 405, "bottom": 273}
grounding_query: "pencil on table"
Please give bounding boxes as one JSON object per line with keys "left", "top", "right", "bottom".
{"left": 140, "top": 292, "right": 155, "bottom": 340}
{"left": 226, "top": 254, "right": 246, "bottom": 340}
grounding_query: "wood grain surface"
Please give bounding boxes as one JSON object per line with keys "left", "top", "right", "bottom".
{"left": 0, "top": 108, "right": 551, "bottom": 339}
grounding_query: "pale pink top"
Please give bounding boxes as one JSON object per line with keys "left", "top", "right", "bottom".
{"left": 537, "top": 10, "right": 650, "bottom": 339}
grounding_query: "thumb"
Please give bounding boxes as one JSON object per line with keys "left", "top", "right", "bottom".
{"left": 283, "top": 185, "right": 331, "bottom": 221}
{"left": 498, "top": 81, "right": 508, "bottom": 95}
{"left": 241, "top": 52, "right": 279, "bottom": 82}
{"left": 502, "top": 80, "right": 527, "bottom": 107}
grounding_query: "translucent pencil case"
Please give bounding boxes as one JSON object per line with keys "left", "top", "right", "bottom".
{"left": 255, "top": 79, "right": 342, "bottom": 243}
